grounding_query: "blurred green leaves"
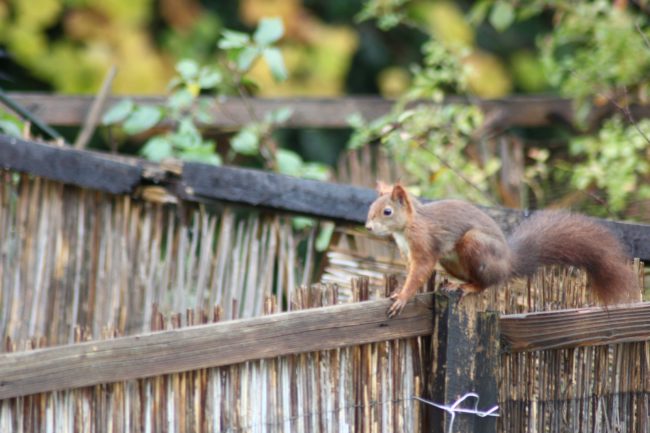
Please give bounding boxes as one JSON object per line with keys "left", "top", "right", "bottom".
{"left": 254, "top": 18, "right": 284, "bottom": 46}
{"left": 101, "top": 99, "right": 135, "bottom": 125}
{"left": 0, "top": 111, "right": 24, "bottom": 138}
{"left": 122, "top": 106, "right": 163, "bottom": 135}
{"left": 102, "top": 59, "right": 221, "bottom": 165}
{"left": 489, "top": 1, "right": 515, "bottom": 32}
{"left": 220, "top": 17, "right": 287, "bottom": 81}
{"left": 102, "top": 16, "right": 328, "bottom": 190}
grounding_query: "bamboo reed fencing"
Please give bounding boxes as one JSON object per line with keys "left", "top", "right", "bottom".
{"left": 0, "top": 171, "right": 315, "bottom": 346}
{"left": 0, "top": 139, "right": 648, "bottom": 432}
{"left": 1, "top": 281, "right": 430, "bottom": 433}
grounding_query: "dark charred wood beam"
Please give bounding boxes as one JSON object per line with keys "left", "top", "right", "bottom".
{"left": 2, "top": 135, "right": 650, "bottom": 261}
{"left": 0, "top": 134, "right": 142, "bottom": 194}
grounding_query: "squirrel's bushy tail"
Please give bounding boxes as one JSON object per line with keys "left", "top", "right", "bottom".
{"left": 508, "top": 211, "right": 639, "bottom": 304}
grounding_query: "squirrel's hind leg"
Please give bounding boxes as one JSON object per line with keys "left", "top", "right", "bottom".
{"left": 452, "top": 228, "right": 511, "bottom": 291}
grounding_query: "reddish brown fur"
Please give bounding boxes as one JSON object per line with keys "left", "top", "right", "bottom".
{"left": 508, "top": 211, "right": 638, "bottom": 304}
{"left": 366, "top": 184, "right": 639, "bottom": 316}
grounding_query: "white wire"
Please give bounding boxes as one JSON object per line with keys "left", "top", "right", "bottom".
{"left": 414, "top": 392, "right": 499, "bottom": 433}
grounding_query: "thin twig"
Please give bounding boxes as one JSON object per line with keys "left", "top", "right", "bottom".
{"left": 635, "top": 21, "right": 650, "bottom": 51}
{"left": 220, "top": 60, "right": 277, "bottom": 168}
{"left": 414, "top": 134, "right": 498, "bottom": 205}
{"left": 604, "top": 85, "right": 650, "bottom": 145}
{"left": 74, "top": 65, "right": 118, "bottom": 149}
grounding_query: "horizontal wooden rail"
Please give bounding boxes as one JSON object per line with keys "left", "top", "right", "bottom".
{"left": 5, "top": 92, "right": 650, "bottom": 130}
{"left": 0, "top": 293, "right": 648, "bottom": 399}
{"left": 500, "top": 302, "right": 650, "bottom": 352}
{"left": 2, "top": 134, "right": 650, "bottom": 260}
{"left": 0, "top": 293, "right": 434, "bottom": 399}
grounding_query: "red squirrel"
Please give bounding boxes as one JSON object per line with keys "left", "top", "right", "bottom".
{"left": 365, "top": 182, "right": 639, "bottom": 317}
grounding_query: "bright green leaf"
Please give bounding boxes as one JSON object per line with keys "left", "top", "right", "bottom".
{"left": 123, "top": 105, "right": 162, "bottom": 135}
{"left": 262, "top": 47, "right": 288, "bottom": 81}
{"left": 346, "top": 113, "right": 365, "bottom": 129}
{"left": 276, "top": 149, "right": 303, "bottom": 176}
{"left": 237, "top": 46, "right": 260, "bottom": 71}
{"left": 172, "top": 118, "right": 202, "bottom": 149}
{"left": 0, "top": 119, "right": 22, "bottom": 137}
{"left": 468, "top": 0, "right": 492, "bottom": 25}
{"left": 292, "top": 216, "right": 314, "bottom": 230}
{"left": 198, "top": 67, "right": 222, "bottom": 89}
{"left": 180, "top": 141, "right": 221, "bottom": 165}
{"left": 253, "top": 17, "right": 284, "bottom": 46}
{"left": 141, "top": 136, "right": 173, "bottom": 162}
{"left": 316, "top": 222, "right": 335, "bottom": 251}
{"left": 102, "top": 99, "right": 134, "bottom": 125}
{"left": 301, "top": 163, "right": 330, "bottom": 181}
{"left": 231, "top": 128, "right": 259, "bottom": 155}
{"left": 218, "top": 30, "right": 250, "bottom": 49}
{"left": 176, "top": 59, "right": 200, "bottom": 81}
{"left": 167, "top": 89, "right": 194, "bottom": 112}
{"left": 195, "top": 100, "right": 215, "bottom": 124}
{"left": 266, "top": 107, "right": 293, "bottom": 124}
{"left": 489, "top": 1, "right": 515, "bottom": 32}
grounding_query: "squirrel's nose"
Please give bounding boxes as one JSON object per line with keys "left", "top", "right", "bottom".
{"left": 365, "top": 224, "right": 373, "bottom": 231}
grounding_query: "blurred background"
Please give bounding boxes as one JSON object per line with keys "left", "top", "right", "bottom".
{"left": 0, "top": 0, "right": 533, "bottom": 97}
{"left": 2, "top": 0, "right": 650, "bottom": 221}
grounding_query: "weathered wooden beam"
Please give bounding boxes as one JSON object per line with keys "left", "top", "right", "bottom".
{"left": 0, "top": 134, "right": 142, "bottom": 194}
{"left": 500, "top": 302, "right": 650, "bottom": 352}
{"left": 182, "top": 162, "right": 375, "bottom": 223}
{"left": 428, "top": 292, "right": 499, "bottom": 433}
{"left": 5, "top": 93, "right": 395, "bottom": 129}
{"left": 6, "top": 92, "right": 650, "bottom": 129}
{"left": 181, "top": 161, "right": 650, "bottom": 261}
{"left": 2, "top": 136, "right": 650, "bottom": 260}
{"left": 0, "top": 293, "right": 433, "bottom": 399}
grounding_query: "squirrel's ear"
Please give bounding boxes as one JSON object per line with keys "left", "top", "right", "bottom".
{"left": 376, "top": 181, "right": 392, "bottom": 195}
{"left": 391, "top": 184, "right": 413, "bottom": 211}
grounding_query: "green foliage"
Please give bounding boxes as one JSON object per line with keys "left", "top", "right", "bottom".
{"left": 352, "top": 0, "right": 650, "bottom": 220}
{"left": 356, "top": 0, "right": 412, "bottom": 30}
{"left": 539, "top": 2, "right": 650, "bottom": 105}
{"left": 566, "top": 118, "right": 650, "bottom": 215}
{"left": 253, "top": 17, "right": 285, "bottom": 46}
{"left": 103, "top": 17, "right": 328, "bottom": 182}
{"left": 102, "top": 59, "right": 222, "bottom": 165}
{"left": 218, "top": 17, "right": 287, "bottom": 81}
{"left": 0, "top": 111, "right": 25, "bottom": 138}
{"left": 489, "top": 1, "right": 515, "bottom": 32}
{"left": 407, "top": 41, "right": 469, "bottom": 101}
{"left": 122, "top": 106, "right": 163, "bottom": 136}
{"left": 350, "top": 103, "right": 490, "bottom": 203}
{"left": 100, "top": 99, "right": 135, "bottom": 125}
{"left": 349, "top": 38, "right": 492, "bottom": 202}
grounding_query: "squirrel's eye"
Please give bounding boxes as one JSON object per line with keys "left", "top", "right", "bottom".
{"left": 383, "top": 207, "right": 393, "bottom": 216}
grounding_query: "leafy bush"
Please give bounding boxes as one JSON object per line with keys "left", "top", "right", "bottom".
{"left": 102, "top": 17, "right": 328, "bottom": 182}
{"left": 351, "top": 0, "right": 650, "bottom": 219}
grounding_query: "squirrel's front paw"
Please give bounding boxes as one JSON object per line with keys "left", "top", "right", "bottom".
{"left": 387, "top": 291, "right": 410, "bottom": 318}
{"left": 440, "top": 280, "right": 461, "bottom": 293}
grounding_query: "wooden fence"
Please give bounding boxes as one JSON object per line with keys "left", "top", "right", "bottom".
{"left": 0, "top": 279, "right": 648, "bottom": 432}
{"left": 0, "top": 94, "right": 649, "bottom": 432}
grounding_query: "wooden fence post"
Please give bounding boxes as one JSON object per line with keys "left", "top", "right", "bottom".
{"left": 425, "top": 291, "right": 500, "bottom": 433}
